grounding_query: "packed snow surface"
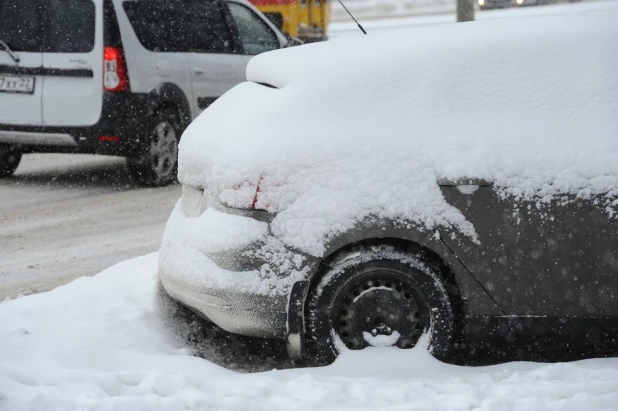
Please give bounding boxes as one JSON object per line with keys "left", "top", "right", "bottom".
{"left": 179, "top": 14, "right": 618, "bottom": 257}
{"left": 2, "top": 256, "right": 618, "bottom": 410}
{"left": 363, "top": 330, "right": 402, "bottom": 347}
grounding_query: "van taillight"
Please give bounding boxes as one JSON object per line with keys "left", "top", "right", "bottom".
{"left": 103, "top": 46, "right": 130, "bottom": 92}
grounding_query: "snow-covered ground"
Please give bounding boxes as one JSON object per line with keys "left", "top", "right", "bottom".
{"left": 2, "top": 254, "right": 618, "bottom": 410}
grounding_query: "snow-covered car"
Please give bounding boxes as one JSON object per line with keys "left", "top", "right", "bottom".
{"left": 159, "top": 14, "right": 618, "bottom": 365}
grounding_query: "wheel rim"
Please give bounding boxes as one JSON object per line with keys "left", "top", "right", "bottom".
{"left": 150, "top": 121, "right": 178, "bottom": 178}
{"left": 332, "top": 270, "right": 428, "bottom": 350}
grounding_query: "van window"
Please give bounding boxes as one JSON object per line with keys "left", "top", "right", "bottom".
{"left": 0, "top": 0, "right": 44, "bottom": 52}
{"left": 47, "top": 0, "right": 97, "bottom": 53}
{"left": 0, "top": 0, "right": 96, "bottom": 53}
{"left": 228, "top": 2, "right": 280, "bottom": 55}
{"left": 123, "top": 0, "right": 233, "bottom": 53}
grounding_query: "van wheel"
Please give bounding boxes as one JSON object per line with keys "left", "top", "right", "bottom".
{"left": 128, "top": 108, "right": 180, "bottom": 187}
{"left": 0, "top": 144, "right": 22, "bottom": 178}
{"left": 306, "top": 247, "right": 453, "bottom": 365}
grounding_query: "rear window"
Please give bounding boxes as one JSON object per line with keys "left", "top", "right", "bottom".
{"left": 123, "top": 0, "right": 233, "bottom": 53}
{"left": 0, "top": 0, "right": 96, "bottom": 53}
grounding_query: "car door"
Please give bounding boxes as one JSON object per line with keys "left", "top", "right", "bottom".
{"left": 227, "top": 0, "right": 286, "bottom": 64}
{"left": 41, "top": 0, "right": 103, "bottom": 127}
{"left": 182, "top": 0, "right": 246, "bottom": 115}
{"left": 0, "top": 0, "right": 44, "bottom": 126}
{"left": 439, "top": 179, "right": 618, "bottom": 317}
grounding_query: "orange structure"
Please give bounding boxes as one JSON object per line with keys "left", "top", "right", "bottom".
{"left": 249, "top": 0, "right": 331, "bottom": 42}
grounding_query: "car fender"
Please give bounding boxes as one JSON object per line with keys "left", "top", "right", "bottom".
{"left": 285, "top": 218, "right": 503, "bottom": 360}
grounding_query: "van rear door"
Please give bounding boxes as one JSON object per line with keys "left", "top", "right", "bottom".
{"left": 41, "top": 0, "right": 103, "bottom": 127}
{"left": 0, "top": 0, "right": 44, "bottom": 125}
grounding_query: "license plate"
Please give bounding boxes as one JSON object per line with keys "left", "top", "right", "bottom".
{"left": 0, "top": 75, "right": 35, "bottom": 94}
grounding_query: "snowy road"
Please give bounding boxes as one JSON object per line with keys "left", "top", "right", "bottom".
{"left": 1, "top": 0, "right": 617, "bottom": 301}
{"left": 0, "top": 155, "right": 179, "bottom": 300}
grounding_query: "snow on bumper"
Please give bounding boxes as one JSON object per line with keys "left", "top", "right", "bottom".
{"left": 158, "top": 201, "right": 307, "bottom": 338}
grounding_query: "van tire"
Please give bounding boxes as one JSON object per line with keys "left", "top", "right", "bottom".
{"left": 127, "top": 108, "right": 180, "bottom": 187}
{"left": 0, "top": 144, "right": 22, "bottom": 178}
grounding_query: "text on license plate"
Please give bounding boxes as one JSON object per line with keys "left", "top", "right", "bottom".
{"left": 0, "top": 75, "right": 35, "bottom": 94}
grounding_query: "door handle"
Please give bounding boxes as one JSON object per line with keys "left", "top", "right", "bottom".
{"left": 437, "top": 178, "right": 493, "bottom": 187}
{"left": 193, "top": 67, "right": 204, "bottom": 75}
{"left": 156, "top": 60, "right": 171, "bottom": 77}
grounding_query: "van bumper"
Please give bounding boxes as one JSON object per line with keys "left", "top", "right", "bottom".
{"left": 0, "top": 92, "right": 151, "bottom": 157}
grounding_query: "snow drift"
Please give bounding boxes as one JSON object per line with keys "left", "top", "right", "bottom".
{"left": 2, "top": 255, "right": 618, "bottom": 410}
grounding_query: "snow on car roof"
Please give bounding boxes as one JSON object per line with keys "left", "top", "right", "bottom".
{"left": 179, "top": 14, "right": 618, "bottom": 256}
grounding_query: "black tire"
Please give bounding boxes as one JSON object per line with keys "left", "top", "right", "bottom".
{"left": 0, "top": 144, "right": 22, "bottom": 178}
{"left": 306, "top": 247, "right": 454, "bottom": 365}
{"left": 127, "top": 108, "right": 180, "bottom": 187}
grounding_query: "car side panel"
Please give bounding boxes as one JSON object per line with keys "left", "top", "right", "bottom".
{"left": 299, "top": 218, "right": 505, "bottom": 317}
{"left": 113, "top": 0, "right": 195, "bottom": 117}
{"left": 187, "top": 52, "right": 246, "bottom": 115}
{"left": 440, "top": 185, "right": 618, "bottom": 316}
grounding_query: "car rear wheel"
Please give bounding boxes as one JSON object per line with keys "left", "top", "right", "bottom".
{"left": 306, "top": 247, "right": 453, "bottom": 365}
{"left": 0, "top": 144, "right": 22, "bottom": 178}
{"left": 127, "top": 108, "right": 180, "bottom": 187}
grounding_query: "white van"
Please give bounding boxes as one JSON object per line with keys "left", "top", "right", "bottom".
{"left": 0, "top": 0, "right": 291, "bottom": 186}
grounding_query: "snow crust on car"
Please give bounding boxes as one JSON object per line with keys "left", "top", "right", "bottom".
{"left": 179, "top": 15, "right": 618, "bottom": 257}
{"left": 160, "top": 202, "right": 307, "bottom": 296}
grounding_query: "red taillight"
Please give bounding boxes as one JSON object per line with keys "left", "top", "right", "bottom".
{"left": 98, "top": 135, "right": 120, "bottom": 142}
{"left": 103, "top": 46, "right": 130, "bottom": 92}
{"left": 228, "top": 174, "right": 282, "bottom": 211}
{"left": 251, "top": 176, "right": 263, "bottom": 209}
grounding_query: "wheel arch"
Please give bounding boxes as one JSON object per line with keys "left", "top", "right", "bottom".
{"left": 286, "top": 221, "right": 496, "bottom": 361}
{"left": 307, "top": 236, "right": 467, "bottom": 318}
{"left": 314, "top": 237, "right": 466, "bottom": 354}
{"left": 147, "top": 82, "right": 192, "bottom": 132}
{"left": 287, "top": 229, "right": 468, "bottom": 359}
{"left": 126, "top": 83, "right": 189, "bottom": 187}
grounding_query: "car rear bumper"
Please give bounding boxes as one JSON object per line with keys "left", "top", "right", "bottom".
{"left": 0, "top": 92, "right": 150, "bottom": 156}
{"left": 160, "top": 269, "right": 288, "bottom": 338}
{"left": 158, "top": 200, "right": 309, "bottom": 339}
